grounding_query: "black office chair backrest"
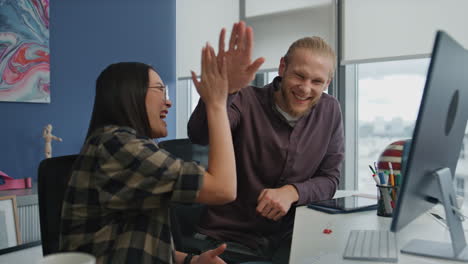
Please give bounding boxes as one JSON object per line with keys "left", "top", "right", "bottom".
{"left": 158, "top": 139, "right": 209, "bottom": 252}
{"left": 38, "top": 154, "right": 78, "bottom": 256}
{"left": 158, "top": 138, "right": 209, "bottom": 167}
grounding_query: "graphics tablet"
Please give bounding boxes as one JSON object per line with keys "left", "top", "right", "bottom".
{"left": 307, "top": 196, "right": 378, "bottom": 214}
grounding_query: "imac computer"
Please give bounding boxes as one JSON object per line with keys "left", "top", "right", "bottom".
{"left": 391, "top": 31, "right": 468, "bottom": 261}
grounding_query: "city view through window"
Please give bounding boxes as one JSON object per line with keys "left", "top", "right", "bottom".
{"left": 357, "top": 58, "right": 468, "bottom": 196}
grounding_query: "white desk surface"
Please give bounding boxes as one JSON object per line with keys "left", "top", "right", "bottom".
{"left": 289, "top": 191, "right": 463, "bottom": 264}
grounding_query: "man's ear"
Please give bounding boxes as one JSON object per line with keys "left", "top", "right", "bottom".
{"left": 278, "top": 57, "right": 286, "bottom": 77}
{"left": 323, "top": 78, "right": 332, "bottom": 92}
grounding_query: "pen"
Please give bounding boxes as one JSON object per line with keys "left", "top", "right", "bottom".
{"left": 430, "top": 213, "right": 445, "bottom": 223}
{"left": 396, "top": 173, "right": 401, "bottom": 186}
{"left": 373, "top": 175, "right": 381, "bottom": 185}
{"left": 388, "top": 162, "right": 395, "bottom": 187}
{"left": 369, "top": 165, "right": 381, "bottom": 185}
{"left": 378, "top": 171, "right": 386, "bottom": 185}
{"left": 388, "top": 162, "right": 396, "bottom": 200}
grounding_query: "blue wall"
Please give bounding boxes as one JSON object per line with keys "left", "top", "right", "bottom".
{"left": 0, "top": 0, "right": 176, "bottom": 180}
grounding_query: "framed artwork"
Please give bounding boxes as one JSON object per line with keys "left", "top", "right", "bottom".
{"left": 0, "top": 0, "right": 50, "bottom": 103}
{"left": 0, "top": 195, "right": 21, "bottom": 249}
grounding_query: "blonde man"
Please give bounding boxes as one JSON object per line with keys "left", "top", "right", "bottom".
{"left": 188, "top": 22, "right": 344, "bottom": 264}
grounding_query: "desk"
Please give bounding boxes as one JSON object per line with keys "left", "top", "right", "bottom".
{"left": 290, "top": 192, "right": 461, "bottom": 264}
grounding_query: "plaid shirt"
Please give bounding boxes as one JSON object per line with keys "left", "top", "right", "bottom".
{"left": 60, "top": 126, "right": 204, "bottom": 264}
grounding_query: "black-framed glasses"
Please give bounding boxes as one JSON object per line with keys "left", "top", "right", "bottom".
{"left": 148, "top": 85, "right": 169, "bottom": 102}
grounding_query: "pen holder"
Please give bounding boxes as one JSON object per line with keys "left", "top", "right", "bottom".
{"left": 376, "top": 184, "right": 398, "bottom": 217}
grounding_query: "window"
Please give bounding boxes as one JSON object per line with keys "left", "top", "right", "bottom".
{"left": 175, "top": 77, "right": 201, "bottom": 139}
{"left": 356, "top": 58, "right": 468, "bottom": 195}
{"left": 189, "top": 80, "right": 199, "bottom": 113}
{"left": 266, "top": 71, "right": 277, "bottom": 84}
{"left": 175, "top": 78, "right": 191, "bottom": 139}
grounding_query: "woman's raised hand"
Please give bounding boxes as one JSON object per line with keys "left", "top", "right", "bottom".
{"left": 191, "top": 43, "right": 228, "bottom": 108}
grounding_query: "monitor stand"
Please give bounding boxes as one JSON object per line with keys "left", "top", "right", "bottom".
{"left": 401, "top": 167, "right": 468, "bottom": 261}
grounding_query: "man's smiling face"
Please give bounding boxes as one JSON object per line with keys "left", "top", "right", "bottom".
{"left": 275, "top": 48, "right": 332, "bottom": 117}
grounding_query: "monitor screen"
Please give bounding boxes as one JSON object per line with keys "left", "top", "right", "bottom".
{"left": 389, "top": 31, "right": 468, "bottom": 261}
{"left": 391, "top": 31, "right": 468, "bottom": 232}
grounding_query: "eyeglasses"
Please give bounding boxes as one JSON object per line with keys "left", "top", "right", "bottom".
{"left": 148, "top": 85, "right": 170, "bottom": 102}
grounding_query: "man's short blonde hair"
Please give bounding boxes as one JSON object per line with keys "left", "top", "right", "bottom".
{"left": 284, "top": 36, "right": 336, "bottom": 79}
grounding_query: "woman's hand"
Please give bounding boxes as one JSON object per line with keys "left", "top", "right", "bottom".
{"left": 191, "top": 43, "right": 228, "bottom": 108}
{"left": 193, "top": 244, "right": 227, "bottom": 264}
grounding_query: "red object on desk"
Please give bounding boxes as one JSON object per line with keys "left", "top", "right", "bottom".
{"left": 0, "top": 170, "right": 32, "bottom": 191}
{"left": 323, "top": 228, "right": 332, "bottom": 234}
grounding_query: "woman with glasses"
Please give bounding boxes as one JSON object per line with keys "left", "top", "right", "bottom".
{"left": 60, "top": 43, "right": 235, "bottom": 264}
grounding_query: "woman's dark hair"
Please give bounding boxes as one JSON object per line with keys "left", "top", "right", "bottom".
{"left": 86, "top": 62, "right": 155, "bottom": 138}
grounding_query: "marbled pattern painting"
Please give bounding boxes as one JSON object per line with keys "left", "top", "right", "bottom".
{"left": 0, "top": 0, "right": 50, "bottom": 103}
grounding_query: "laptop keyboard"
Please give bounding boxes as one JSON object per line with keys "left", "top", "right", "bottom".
{"left": 343, "top": 230, "right": 398, "bottom": 262}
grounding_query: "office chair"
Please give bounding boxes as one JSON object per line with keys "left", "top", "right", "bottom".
{"left": 158, "top": 138, "right": 210, "bottom": 253}
{"left": 37, "top": 139, "right": 208, "bottom": 254}
{"left": 37, "top": 154, "right": 78, "bottom": 256}
{"left": 158, "top": 138, "right": 209, "bottom": 167}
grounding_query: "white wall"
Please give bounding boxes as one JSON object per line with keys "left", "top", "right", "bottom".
{"left": 176, "top": 0, "right": 335, "bottom": 137}
{"left": 245, "top": 0, "right": 331, "bottom": 18}
{"left": 176, "top": 0, "right": 239, "bottom": 78}
{"left": 343, "top": 0, "right": 468, "bottom": 64}
{"left": 176, "top": 0, "right": 335, "bottom": 75}
{"left": 176, "top": 0, "right": 239, "bottom": 138}
{"left": 247, "top": 3, "right": 336, "bottom": 71}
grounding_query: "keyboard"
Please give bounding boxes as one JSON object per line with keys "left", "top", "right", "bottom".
{"left": 343, "top": 230, "right": 398, "bottom": 262}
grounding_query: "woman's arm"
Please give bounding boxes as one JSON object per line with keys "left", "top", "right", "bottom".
{"left": 191, "top": 44, "right": 236, "bottom": 205}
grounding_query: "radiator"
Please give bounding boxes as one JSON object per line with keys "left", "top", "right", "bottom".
{"left": 17, "top": 204, "right": 41, "bottom": 243}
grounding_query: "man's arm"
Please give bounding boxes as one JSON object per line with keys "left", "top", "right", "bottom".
{"left": 290, "top": 110, "right": 344, "bottom": 205}
{"left": 187, "top": 95, "right": 239, "bottom": 145}
{"left": 257, "top": 105, "right": 345, "bottom": 220}
{"left": 256, "top": 185, "right": 299, "bottom": 221}
{"left": 188, "top": 21, "right": 264, "bottom": 145}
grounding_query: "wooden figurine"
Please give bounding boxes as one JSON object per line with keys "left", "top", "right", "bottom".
{"left": 42, "top": 124, "right": 62, "bottom": 158}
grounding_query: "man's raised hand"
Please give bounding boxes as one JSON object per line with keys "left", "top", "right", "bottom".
{"left": 217, "top": 21, "right": 265, "bottom": 94}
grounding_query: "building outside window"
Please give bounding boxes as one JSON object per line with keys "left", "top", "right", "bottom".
{"left": 356, "top": 58, "right": 468, "bottom": 195}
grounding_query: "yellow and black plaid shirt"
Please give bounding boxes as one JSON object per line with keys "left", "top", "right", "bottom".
{"left": 60, "top": 126, "right": 204, "bottom": 264}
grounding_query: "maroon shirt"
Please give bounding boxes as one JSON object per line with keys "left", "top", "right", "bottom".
{"left": 187, "top": 77, "right": 344, "bottom": 249}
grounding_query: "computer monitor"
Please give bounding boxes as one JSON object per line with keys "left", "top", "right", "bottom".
{"left": 391, "top": 30, "right": 468, "bottom": 261}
